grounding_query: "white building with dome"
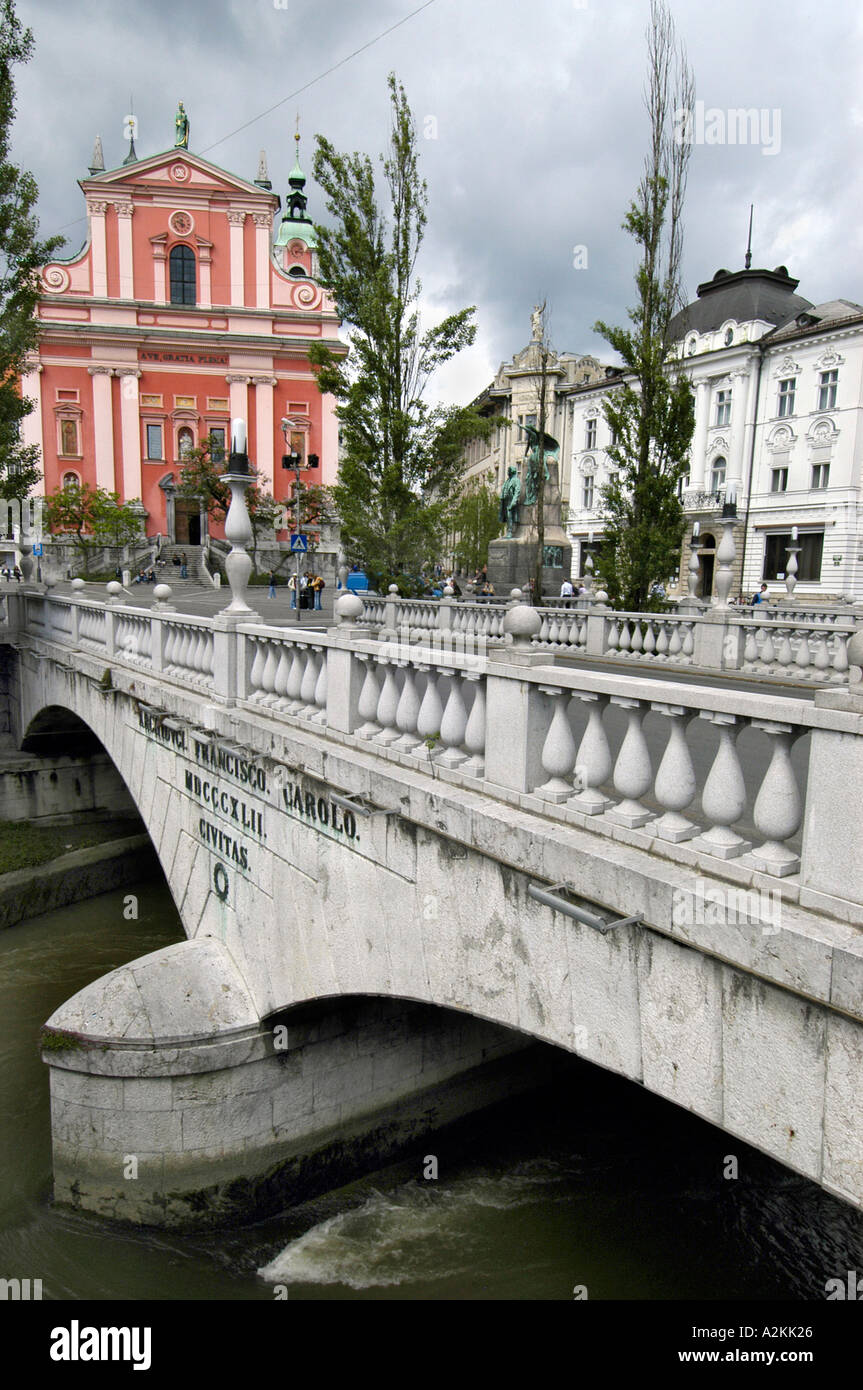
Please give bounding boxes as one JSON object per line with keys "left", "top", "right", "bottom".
{"left": 565, "top": 262, "right": 863, "bottom": 600}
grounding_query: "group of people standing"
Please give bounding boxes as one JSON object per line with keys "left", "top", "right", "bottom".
{"left": 267, "top": 570, "right": 326, "bottom": 610}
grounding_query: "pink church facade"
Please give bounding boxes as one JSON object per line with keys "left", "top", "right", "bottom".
{"left": 22, "top": 126, "right": 344, "bottom": 544}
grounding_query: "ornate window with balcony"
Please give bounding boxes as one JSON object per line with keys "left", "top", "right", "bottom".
{"left": 710, "top": 456, "right": 726, "bottom": 493}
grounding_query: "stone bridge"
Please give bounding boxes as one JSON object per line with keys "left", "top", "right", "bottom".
{"left": 2, "top": 585, "right": 862, "bottom": 1226}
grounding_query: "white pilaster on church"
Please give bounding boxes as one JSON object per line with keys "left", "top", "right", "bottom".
{"left": 115, "top": 368, "right": 142, "bottom": 500}
{"left": 88, "top": 366, "right": 115, "bottom": 491}
{"left": 115, "top": 203, "right": 135, "bottom": 299}
{"left": 197, "top": 240, "right": 213, "bottom": 310}
{"left": 253, "top": 376, "right": 277, "bottom": 491}
{"left": 149, "top": 235, "right": 168, "bottom": 304}
{"left": 21, "top": 357, "right": 43, "bottom": 480}
{"left": 253, "top": 215, "right": 272, "bottom": 310}
{"left": 320, "top": 389, "right": 339, "bottom": 488}
{"left": 228, "top": 212, "right": 246, "bottom": 308}
{"left": 87, "top": 201, "right": 109, "bottom": 297}
{"left": 226, "top": 375, "right": 250, "bottom": 434}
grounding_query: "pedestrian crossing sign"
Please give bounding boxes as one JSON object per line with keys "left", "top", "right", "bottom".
{"left": 290, "top": 533, "right": 308, "bottom": 553}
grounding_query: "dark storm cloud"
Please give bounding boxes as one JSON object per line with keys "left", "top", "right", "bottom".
{"left": 13, "top": 0, "right": 863, "bottom": 402}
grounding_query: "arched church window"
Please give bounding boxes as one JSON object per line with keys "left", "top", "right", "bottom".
{"left": 711, "top": 456, "right": 726, "bottom": 493}
{"left": 169, "top": 244, "right": 196, "bottom": 306}
{"left": 62, "top": 471, "right": 79, "bottom": 488}
{"left": 288, "top": 265, "right": 307, "bottom": 278}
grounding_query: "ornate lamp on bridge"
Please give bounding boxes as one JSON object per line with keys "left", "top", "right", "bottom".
{"left": 220, "top": 418, "right": 256, "bottom": 616}
{"left": 785, "top": 527, "right": 801, "bottom": 596}
{"left": 712, "top": 479, "right": 739, "bottom": 608}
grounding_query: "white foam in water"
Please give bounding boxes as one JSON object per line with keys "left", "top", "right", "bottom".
{"left": 258, "top": 1164, "right": 571, "bottom": 1290}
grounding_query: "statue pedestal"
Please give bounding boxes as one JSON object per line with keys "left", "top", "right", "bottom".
{"left": 489, "top": 456, "right": 572, "bottom": 600}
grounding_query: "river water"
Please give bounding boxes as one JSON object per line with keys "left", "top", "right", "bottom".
{"left": 2, "top": 880, "right": 861, "bottom": 1302}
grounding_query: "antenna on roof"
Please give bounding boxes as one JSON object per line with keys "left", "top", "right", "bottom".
{"left": 745, "top": 204, "right": 754, "bottom": 270}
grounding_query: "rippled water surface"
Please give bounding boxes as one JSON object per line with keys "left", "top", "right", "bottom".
{"left": 2, "top": 881, "right": 861, "bottom": 1301}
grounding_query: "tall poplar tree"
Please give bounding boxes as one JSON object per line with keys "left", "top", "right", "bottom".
{"left": 0, "top": 0, "right": 63, "bottom": 500}
{"left": 309, "top": 73, "right": 494, "bottom": 579}
{"left": 594, "top": 0, "right": 695, "bottom": 610}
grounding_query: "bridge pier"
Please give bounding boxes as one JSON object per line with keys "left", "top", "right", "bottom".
{"left": 41, "top": 938, "right": 540, "bottom": 1228}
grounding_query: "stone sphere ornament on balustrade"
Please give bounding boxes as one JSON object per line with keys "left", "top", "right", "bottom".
{"left": 335, "top": 592, "right": 363, "bottom": 626}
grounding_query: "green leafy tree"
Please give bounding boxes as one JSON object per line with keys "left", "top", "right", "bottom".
{"left": 451, "top": 470, "right": 502, "bottom": 575}
{"left": 177, "top": 433, "right": 328, "bottom": 575}
{"left": 309, "top": 72, "right": 495, "bottom": 576}
{"left": 44, "top": 482, "right": 141, "bottom": 575}
{"left": 0, "top": 0, "right": 64, "bottom": 500}
{"left": 593, "top": 0, "right": 695, "bottom": 610}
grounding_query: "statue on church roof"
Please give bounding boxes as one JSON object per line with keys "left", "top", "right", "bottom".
{"left": 530, "top": 304, "right": 543, "bottom": 341}
{"left": 174, "top": 102, "right": 189, "bottom": 149}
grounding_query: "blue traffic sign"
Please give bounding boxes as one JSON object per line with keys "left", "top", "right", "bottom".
{"left": 290, "top": 533, "right": 308, "bottom": 553}
{"left": 32, "top": 544, "right": 43, "bottom": 556}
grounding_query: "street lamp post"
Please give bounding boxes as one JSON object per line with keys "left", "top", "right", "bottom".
{"left": 280, "top": 417, "right": 318, "bottom": 623}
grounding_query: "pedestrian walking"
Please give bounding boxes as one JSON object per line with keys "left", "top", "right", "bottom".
{"left": 267, "top": 571, "right": 276, "bottom": 599}
{"left": 180, "top": 551, "right": 188, "bottom": 579}
{"left": 311, "top": 573, "right": 325, "bottom": 610}
{"left": 288, "top": 573, "right": 297, "bottom": 609}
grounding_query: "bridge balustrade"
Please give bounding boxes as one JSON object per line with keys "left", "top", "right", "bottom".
{"left": 4, "top": 588, "right": 862, "bottom": 904}
{"left": 360, "top": 593, "right": 862, "bottom": 686}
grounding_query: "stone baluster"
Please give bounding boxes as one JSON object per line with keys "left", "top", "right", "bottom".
{"left": 373, "top": 661, "right": 402, "bottom": 746}
{"left": 655, "top": 622, "right": 669, "bottom": 658}
{"left": 793, "top": 629, "right": 812, "bottom": 676}
{"left": 618, "top": 620, "right": 631, "bottom": 656}
{"left": 568, "top": 693, "right": 613, "bottom": 814}
{"left": 832, "top": 633, "right": 849, "bottom": 680}
{"left": 391, "top": 663, "right": 422, "bottom": 752}
{"left": 605, "top": 620, "right": 619, "bottom": 656}
{"left": 355, "top": 656, "right": 382, "bottom": 739}
{"left": 775, "top": 627, "right": 793, "bottom": 670}
{"left": 285, "top": 645, "right": 305, "bottom": 714}
{"left": 461, "top": 675, "right": 486, "bottom": 778}
{"left": 299, "top": 648, "right": 319, "bottom": 717}
{"left": 691, "top": 713, "right": 751, "bottom": 858}
{"left": 667, "top": 622, "right": 683, "bottom": 661}
{"left": 260, "top": 641, "right": 279, "bottom": 705}
{"left": 651, "top": 704, "right": 698, "bottom": 840}
{"left": 759, "top": 626, "right": 776, "bottom": 670}
{"left": 436, "top": 670, "right": 468, "bottom": 769}
{"left": 607, "top": 697, "right": 653, "bottom": 827}
{"left": 743, "top": 626, "right": 759, "bottom": 667}
{"left": 536, "top": 686, "right": 577, "bottom": 801}
{"left": 748, "top": 720, "right": 803, "bottom": 876}
{"left": 629, "top": 622, "right": 643, "bottom": 657}
{"left": 642, "top": 621, "right": 656, "bottom": 658}
{"left": 273, "top": 644, "right": 292, "bottom": 708}
{"left": 414, "top": 665, "right": 443, "bottom": 759}
{"left": 812, "top": 632, "right": 831, "bottom": 678}
{"left": 681, "top": 623, "right": 695, "bottom": 660}
{"left": 311, "top": 650, "right": 328, "bottom": 724}
{"left": 248, "top": 637, "right": 266, "bottom": 699}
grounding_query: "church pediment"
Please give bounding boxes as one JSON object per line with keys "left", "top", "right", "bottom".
{"left": 81, "top": 150, "right": 278, "bottom": 205}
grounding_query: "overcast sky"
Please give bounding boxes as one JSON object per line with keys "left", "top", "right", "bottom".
{"left": 14, "top": 0, "right": 863, "bottom": 403}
